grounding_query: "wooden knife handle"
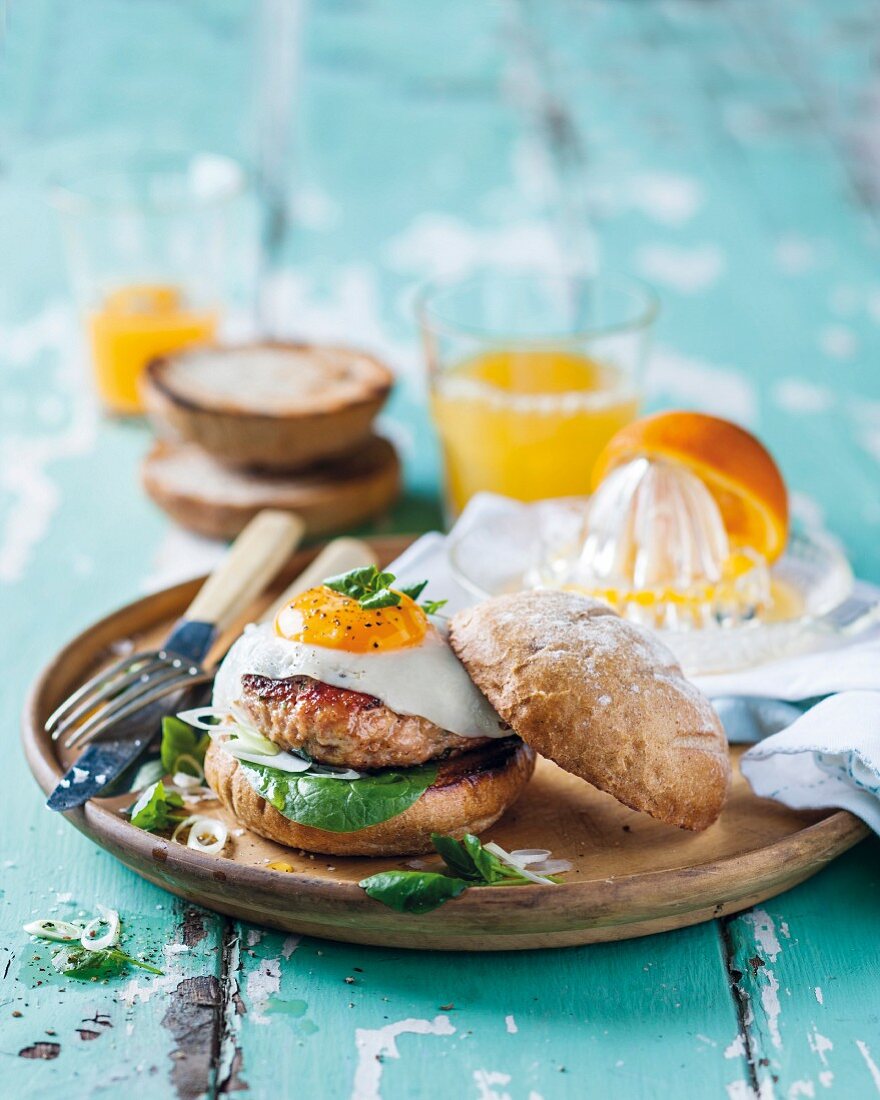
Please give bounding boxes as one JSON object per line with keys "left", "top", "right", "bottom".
{"left": 260, "top": 537, "right": 377, "bottom": 623}
{"left": 184, "top": 510, "right": 304, "bottom": 628}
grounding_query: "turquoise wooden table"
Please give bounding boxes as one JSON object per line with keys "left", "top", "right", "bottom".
{"left": 3, "top": 2, "right": 880, "bottom": 1097}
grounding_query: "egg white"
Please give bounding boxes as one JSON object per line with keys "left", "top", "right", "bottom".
{"left": 213, "top": 621, "right": 505, "bottom": 739}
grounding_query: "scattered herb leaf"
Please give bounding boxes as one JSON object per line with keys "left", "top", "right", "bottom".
{"left": 50, "top": 945, "right": 163, "bottom": 979}
{"left": 25, "top": 906, "right": 164, "bottom": 981}
{"left": 359, "top": 871, "right": 470, "bottom": 914}
{"left": 323, "top": 566, "right": 446, "bottom": 616}
{"left": 397, "top": 580, "right": 428, "bottom": 601}
{"left": 129, "top": 780, "right": 186, "bottom": 832}
{"left": 359, "top": 833, "right": 564, "bottom": 913}
{"left": 160, "top": 715, "right": 210, "bottom": 776}
{"left": 129, "top": 757, "right": 165, "bottom": 794}
{"left": 429, "top": 834, "right": 483, "bottom": 881}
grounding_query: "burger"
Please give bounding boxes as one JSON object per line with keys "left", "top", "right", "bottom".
{"left": 202, "top": 567, "right": 535, "bottom": 856}
{"left": 202, "top": 571, "right": 730, "bottom": 856}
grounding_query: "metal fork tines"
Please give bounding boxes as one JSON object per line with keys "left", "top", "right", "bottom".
{"left": 45, "top": 649, "right": 213, "bottom": 749}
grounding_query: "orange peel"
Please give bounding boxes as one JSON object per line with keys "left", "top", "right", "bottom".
{"left": 592, "top": 411, "right": 789, "bottom": 563}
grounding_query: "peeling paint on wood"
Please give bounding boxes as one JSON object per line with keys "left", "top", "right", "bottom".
{"left": 161, "top": 976, "right": 222, "bottom": 1100}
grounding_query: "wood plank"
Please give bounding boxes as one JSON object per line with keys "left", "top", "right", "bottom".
{"left": 228, "top": 922, "right": 750, "bottom": 1099}
{"left": 723, "top": 839, "right": 880, "bottom": 1098}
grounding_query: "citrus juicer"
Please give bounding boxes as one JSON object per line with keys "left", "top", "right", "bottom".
{"left": 448, "top": 484, "right": 858, "bottom": 677}
{"left": 529, "top": 456, "right": 772, "bottom": 631}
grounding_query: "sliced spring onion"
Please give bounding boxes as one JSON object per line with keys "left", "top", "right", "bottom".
{"left": 307, "top": 762, "right": 364, "bottom": 780}
{"left": 129, "top": 781, "right": 160, "bottom": 820}
{"left": 172, "top": 815, "right": 228, "bottom": 855}
{"left": 223, "top": 744, "right": 312, "bottom": 772}
{"left": 507, "top": 849, "right": 552, "bottom": 866}
{"left": 51, "top": 946, "right": 76, "bottom": 974}
{"left": 483, "top": 842, "right": 558, "bottom": 886}
{"left": 176, "top": 706, "right": 234, "bottom": 731}
{"left": 23, "top": 918, "right": 82, "bottom": 942}
{"left": 172, "top": 753, "right": 205, "bottom": 788}
{"left": 525, "top": 859, "right": 573, "bottom": 875}
{"left": 221, "top": 739, "right": 363, "bottom": 779}
{"left": 177, "top": 786, "right": 216, "bottom": 805}
{"left": 225, "top": 726, "right": 281, "bottom": 757}
{"left": 173, "top": 772, "right": 202, "bottom": 790}
{"left": 130, "top": 758, "right": 165, "bottom": 793}
{"left": 80, "top": 904, "right": 120, "bottom": 952}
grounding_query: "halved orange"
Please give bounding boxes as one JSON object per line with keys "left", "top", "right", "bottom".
{"left": 592, "top": 411, "right": 789, "bottom": 563}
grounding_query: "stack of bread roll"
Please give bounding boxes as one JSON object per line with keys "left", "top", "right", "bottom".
{"left": 140, "top": 342, "right": 401, "bottom": 539}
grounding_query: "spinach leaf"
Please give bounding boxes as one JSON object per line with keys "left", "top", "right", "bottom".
{"left": 397, "top": 580, "right": 428, "bottom": 601}
{"left": 462, "top": 834, "right": 509, "bottom": 883}
{"left": 161, "top": 716, "right": 210, "bottom": 775}
{"left": 129, "top": 780, "right": 185, "bottom": 832}
{"left": 430, "top": 833, "right": 510, "bottom": 883}
{"left": 237, "top": 760, "right": 438, "bottom": 832}
{"left": 322, "top": 566, "right": 445, "bottom": 615}
{"left": 359, "top": 871, "right": 470, "bottom": 914}
{"left": 51, "top": 945, "right": 163, "bottom": 979}
{"left": 360, "top": 833, "right": 566, "bottom": 914}
{"left": 429, "top": 834, "right": 482, "bottom": 880}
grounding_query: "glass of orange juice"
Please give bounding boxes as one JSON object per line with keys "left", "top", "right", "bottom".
{"left": 418, "top": 271, "right": 658, "bottom": 519}
{"left": 53, "top": 152, "right": 255, "bottom": 415}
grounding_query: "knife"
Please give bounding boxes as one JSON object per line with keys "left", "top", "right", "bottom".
{"left": 47, "top": 510, "right": 304, "bottom": 811}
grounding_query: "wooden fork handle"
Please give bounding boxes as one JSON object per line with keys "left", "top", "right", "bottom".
{"left": 184, "top": 510, "right": 305, "bottom": 629}
{"left": 260, "top": 537, "right": 378, "bottom": 623}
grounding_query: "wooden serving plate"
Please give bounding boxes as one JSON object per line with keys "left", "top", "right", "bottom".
{"left": 22, "top": 537, "right": 869, "bottom": 951}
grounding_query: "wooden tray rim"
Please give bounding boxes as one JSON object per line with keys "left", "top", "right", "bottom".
{"left": 20, "top": 537, "right": 870, "bottom": 942}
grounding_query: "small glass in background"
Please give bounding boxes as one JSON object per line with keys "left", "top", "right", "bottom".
{"left": 417, "top": 271, "right": 658, "bottom": 519}
{"left": 52, "top": 152, "right": 255, "bottom": 415}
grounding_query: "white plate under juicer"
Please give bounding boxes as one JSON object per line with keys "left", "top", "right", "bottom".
{"left": 449, "top": 459, "right": 872, "bottom": 676}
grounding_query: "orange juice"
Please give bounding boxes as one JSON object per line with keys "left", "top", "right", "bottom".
{"left": 430, "top": 348, "right": 639, "bottom": 514}
{"left": 88, "top": 284, "right": 217, "bottom": 414}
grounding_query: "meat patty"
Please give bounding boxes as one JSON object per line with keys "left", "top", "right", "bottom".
{"left": 238, "top": 674, "right": 494, "bottom": 768}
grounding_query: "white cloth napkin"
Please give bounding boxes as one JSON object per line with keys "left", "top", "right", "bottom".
{"left": 389, "top": 494, "right": 880, "bottom": 833}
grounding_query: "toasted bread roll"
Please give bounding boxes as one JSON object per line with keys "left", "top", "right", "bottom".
{"left": 449, "top": 590, "right": 730, "bottom": 831}
{"left": 204, "top": 737, "right": 535, "bottom": 856}
{"left": 144, "top": 342, "right": 393, "bottom": 471}
{"left": 141, "top": 435, "right": 400, "bottom": 540}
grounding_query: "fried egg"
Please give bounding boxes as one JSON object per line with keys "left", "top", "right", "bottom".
{"left": 213, "top": 586, "right": 504, "bottom": 738}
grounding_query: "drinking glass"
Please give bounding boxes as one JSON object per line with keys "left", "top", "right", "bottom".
{"left": 417, "top": 270, "right": 659, "bottom": 518}
{"left": 53, "top": 151, "right": 255, "bottom": 415}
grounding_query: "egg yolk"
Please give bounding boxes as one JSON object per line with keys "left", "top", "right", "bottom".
{"left": 274, "top": 586, "right": 429, "bottom": 652}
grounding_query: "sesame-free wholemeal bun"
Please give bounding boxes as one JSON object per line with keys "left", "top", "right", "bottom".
{"left": 449, "top": 590, "right": 730, "bottom": 831}
{"left": 143, "top": 342, "right": 393, "bottom": 471}
{"left": 204, "top": 737, "right": 535, "bottom": 857}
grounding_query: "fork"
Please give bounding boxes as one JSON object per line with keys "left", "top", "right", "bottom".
{"left": 45, "top": 509, "right": 304, "bottom": 750}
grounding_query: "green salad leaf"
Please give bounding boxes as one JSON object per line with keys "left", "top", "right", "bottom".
{"left": 360, "top": 871, "right": 469, "bottom": 914}
{"left": 161, "top": 715, "right": 210, "bottom": 776}
{"left": 129, "top": 780, "right": 186, "bottom": 832}
{"left": 322, "top": 565, "right": 446, "bottom": 615}
{"left": 51, "top": 945, "right": 164, "bottom": 979}
{"left": 360, "top": 833, "right": 565, "bottom": 914}
{"left": 429, "top": 834, "right": 484, "bottom": 880}
{"left": 26, "top": 905, "right": 165, "bottom": 981}
{"left": 237, "top": 759, "right": 439, "bottom": 833}
{"left": 429, "top": 833, "right": 509, "bottom": 883}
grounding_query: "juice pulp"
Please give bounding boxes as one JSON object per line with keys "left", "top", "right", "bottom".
{"left": 430, "top": 348, "right": 640, "bottom": 514}
{"left": 87, "top": 284, "right": 217, "bottom": 414}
